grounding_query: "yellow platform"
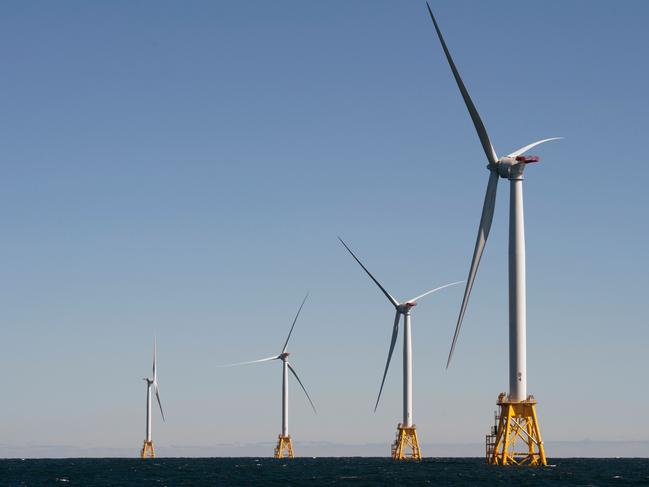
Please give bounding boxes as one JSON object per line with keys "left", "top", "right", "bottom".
{"left": 274, "top": 435, "right": 294, "bottom": 459}
{"left": 391, "top": 424, "right": 422, "bottom": 460}
{"left": 140, "top": 440, "right": 155, "bottom": 459}
{"left": 486, "top": 393, "right": 546, "bottom": 466}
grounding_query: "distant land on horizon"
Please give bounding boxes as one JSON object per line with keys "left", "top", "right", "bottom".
{"left": 2, "top": 440, "right": 648, "bottom": 459}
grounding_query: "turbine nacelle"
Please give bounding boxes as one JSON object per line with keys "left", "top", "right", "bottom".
{"left": 279, "top": 352, "right": 290, "bottom": 361}
{"left": 399, "top": 301, "right": 417, "bottom": 312}
{"left": 491, "top": 155, "right": 540, "bottom": 180}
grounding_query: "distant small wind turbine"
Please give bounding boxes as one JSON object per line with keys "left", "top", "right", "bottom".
{"left": 222, "top": 293, "right": 316, "bottom": 459}
{"left": 339, "top": 237, "right": 462, "bottom": 460}
{"left": 140, "top": 338, "right": 165, "bottom": 459}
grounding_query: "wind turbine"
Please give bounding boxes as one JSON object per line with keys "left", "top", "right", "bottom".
{"left": 425, "top": 3, "right": 562, "bottom": 466}
{"left": 339, "top": 237, "right": 462, "bottom": 460}
{"left": 223, "top": 293, "right": 316, "bottom": 459}
{"left": 140, "top": 338, "right": 165, "bottom": 459}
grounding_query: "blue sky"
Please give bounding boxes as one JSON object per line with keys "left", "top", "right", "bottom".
{"left": 0, "top": 1, "right": 648, "bottom": 455}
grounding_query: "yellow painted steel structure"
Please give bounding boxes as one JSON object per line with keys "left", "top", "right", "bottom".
{"left": 486, "top": 393, "right": 546, "bottom": 466}
{"left": 274, "top": 435, "right": 294, "bottom": 459}
{"left": 391, "top": 424, "right": 422, "bottom": 460}
{"left": 140, "top": 440, "right": 155, "bottom": 459}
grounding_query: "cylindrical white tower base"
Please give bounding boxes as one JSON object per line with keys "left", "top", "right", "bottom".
{"left": 508, "top": 172, "right": 527, "bottom": 402}
{"left": 146, "top": 382, "right": 152, "bottom": 443}
{"left": 282, "top": 360, "right": 288, "bottom": 437}
{"left": 403, "top": 311, "right": 413, "bottom": 427}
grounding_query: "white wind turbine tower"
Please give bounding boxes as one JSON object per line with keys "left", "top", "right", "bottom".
{"left": 426, "top": 3, "right": 562, "bottom": 466}
{"left": 140, "top": 338, "right": 165, "bottom": 459}
{"left": 339, "top": 237, "right": 462, "bottom": 460}
{"left": 223, "top": 293, "right": 316, "bottom": 459}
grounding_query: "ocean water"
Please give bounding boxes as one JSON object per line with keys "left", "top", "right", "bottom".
{"left": 1, "top": 457, "right": 647, "bottom": 486}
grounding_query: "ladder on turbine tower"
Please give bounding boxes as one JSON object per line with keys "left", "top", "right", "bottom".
{"left": 391, "top": 428, "right": 400, "bottom": 458}
{"left": 485, "top": 410, "right": 498, "bottom": 462}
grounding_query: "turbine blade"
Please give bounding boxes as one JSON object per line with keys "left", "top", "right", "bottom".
{"left": 506, "top": 137, "right": 564, "bottom": 158}
{"left": 154, "top": 384, "right": 165, "bottom": 422}
{"left": 218, "top": 355, "right": 279, "bottom": 367}
{"left": 447, "top": 170, "right": 499, "bottom": 368}
{"left": 287, "top": 363, "right": 317, "bottom": 414}
{"left": 338, "top": 237, "right": 399, "bottom": 308}
{"left": 152, "top": 338, "right": 157, "bottom": 384}
{"left": 281, "top": 292, "right": 309, "bottom": 354}
{"left": 374, "top": 310, "right": 401, "bottom": 412}
{"left": 407, "top": 280, "right": 464, "bottom": 303}
{"left": 426, "top": 3, "right": 498, "bottom": 165}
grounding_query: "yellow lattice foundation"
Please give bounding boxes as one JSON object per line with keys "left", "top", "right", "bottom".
{"left": 486, "top": 393, "right": 546, "bottom": 466}
{"left": 140, "top": 440, "right": 155, "bottom": 459}
{"left": 391, "top": 424, "right": 422, "bottom": 460}
{"left": 274, "top": 435, "right": 294, "bottom": 459}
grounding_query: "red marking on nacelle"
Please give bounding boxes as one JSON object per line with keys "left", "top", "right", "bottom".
{"left": 405, "top": 301, "right": 417, "bottom": 307}
{"left": 515, "top": 155, "right": 540, "bottom": 163}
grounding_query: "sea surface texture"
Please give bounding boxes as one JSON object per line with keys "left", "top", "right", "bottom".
{"left": 1, "top": 457, "right": 647, "bottom": 486}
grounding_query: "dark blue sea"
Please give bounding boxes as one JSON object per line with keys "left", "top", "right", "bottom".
{"left": 1, "top": 457, "right": 647, "bottom": 486}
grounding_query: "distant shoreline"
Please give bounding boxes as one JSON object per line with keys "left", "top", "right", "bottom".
{"left": 2, "top": 440, "right": 649, "bottom": 459}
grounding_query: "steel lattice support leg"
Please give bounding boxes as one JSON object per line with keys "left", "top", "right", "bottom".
{"left": 391, "top": 424, "right": 422, "bottom": 460}
{"left": 274, "top": 435, "right": 294, "bottom": 459}
{"left": 140, "top": 440, "right": 155, "bottom": 459}
{"left": 487, "top": 393, "right": 547, "bottom": 466}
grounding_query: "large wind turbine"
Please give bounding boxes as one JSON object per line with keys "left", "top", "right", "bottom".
{"left": 140, "top": 338, "right": 165, "bottom": 459}
{"left": 426, "top": 3, "right": 561, "bottom": 466}
{"left": 223, "top": 293, "right": 316, "bottom": 459}
{"left": 339, "top": 237, "right": 462, "bottom": 460}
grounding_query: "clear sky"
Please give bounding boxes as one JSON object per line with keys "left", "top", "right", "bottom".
{"left": 1, "top": 0, "right": 648, "bottom": 456}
